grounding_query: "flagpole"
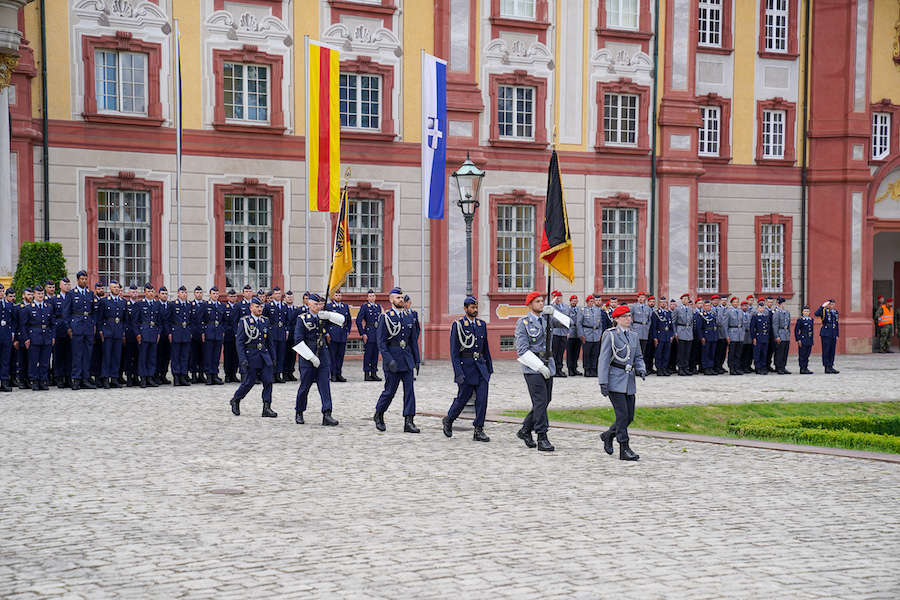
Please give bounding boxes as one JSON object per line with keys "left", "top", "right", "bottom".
{"left": 304, "top": 35, "right": 310, "bottom": 292}
{"left": 420, "top": 49, "right": 426, "bottom": 364}
{"left": 324, "top": 168, "right": 351, "bottom": 299}
{"left": 174, "top": 18, "right": 182, "bottom": 285}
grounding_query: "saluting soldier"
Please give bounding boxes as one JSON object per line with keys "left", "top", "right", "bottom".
{"left": 282, "top": 290, "right": 299, "bottom": 382}
{"left": 229, "top": 297, "right": 278, "bottom": 418}
{"left": 598, "top": 305, "right": 646, "bottom": 461}
{"left": 549, "top": 291, "right": 568, "bottom": 378}
{"left": 698, "top": 300, "right": 718, "bottom": 375}
{"left": 578, "top": 295, "right": 604, "bottom": 378}
{"left": 0, "top": 286, "right": 17, "bottom": 392}
{"left": 649, "top": 296, "right": 674, "bottom": 376}
{"left": 442, "top": 296, "right": 493, "bottom": 442}
{"left": 325, "top": 289, "right": 352, "bottom": 382}
{"left": 772, "top": 297, "right": 792, "bottom": 374}
{"left": 98, "top": 281, "right": 127, "bottom": 388}
{"left": 189, "top": 286, "right": 206, "bottom": 383}
{"left": 63, "top": 270, "right": 97, "bottom": 390}
{"left": 356, "top": 289, "right": 382, "bottom": 381}
{"left": 201, "top": 286, "right": 226, "bottom": 385}
{"left": 292, "top": 292, "right": 341, "bottom": 426}
{"left": 263, "top": 287, "right": 288, "bottom": 383}
{"left": 815, "top": 299, "right": 840, "bottom": 374}
{"left": 24, "top": 286, "right": 55, "bottom": 391}
{"left": 795, "top": 305, "right": 814, "bottom": 374}
{"left": 222, "top": 289, "right": 239, "bottom": 383}
{"left": 673, "top": 293, "right": 694, "bottom": 376}
{"left": 750, "top": 300, "right": 771, "bottom": 375}
{"left": 135, "top": 283, "right": 162, "bottom": 388}
{"left": 373, "top": 287, "right": 421, "bottom": 433}
{"left": 169, "top": 286, "right": 193, "bottom": 386}
{"left": 723, "top": 296, "right": 745, "bottom": 376}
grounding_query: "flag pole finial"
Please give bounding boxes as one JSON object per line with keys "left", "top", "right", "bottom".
{"left": 551, "top": 125, "right": 558, "bottom": 150}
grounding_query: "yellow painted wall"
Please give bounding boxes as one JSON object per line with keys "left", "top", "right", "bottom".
{"left": 29, "top": 2, "right": 70, "bottom": 120}
{"left": 870, "top": 0, "right": 900, "bottom": 104}
{"left": 731, "top": 0, "right": 757, "bottom": 165}
{"left": 293, "top": 0, "right": 319, "bottom": 136}
{"left": 172, "top": 0, "right": 203, "bottom": 130}
{"left": 401, "top": 0, "right": 434, "bottom": 142}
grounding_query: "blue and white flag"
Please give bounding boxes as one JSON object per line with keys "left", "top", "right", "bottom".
{"left": 421, "top": 52, "right": 447, "bottom": 219}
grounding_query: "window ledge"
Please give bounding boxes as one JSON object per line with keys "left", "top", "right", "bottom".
{"left": 212, "top": 122, "right": 286, "bottom": 135}
{"left": 869, "top": 157, "right": 891, "bottom": 166}
{"left": 490, "top": 16, "right": 550, "bottom": 33}
{"left": 328, "top": 0, "right": 397, "bottom": 17}
{"left": 697, "top": 46, "right": 733, "bottom": 55}
{"left": 700, "top": 155, "right": 732, "bottom": 164}
{"left": 341, "top": 130, "right": 396, "bottom": 142}
{"left": 596, "top": 27, "right": 653, "bottom": 42}
{"left": 83, "top": 113, "right": 164, "bottom": 127}
{"left": 757, "top": 51, "right": 800, "bottom": 60}
{"left": 755, "top": 157, "right": 796, "bottom": 166}
{"left": 595, "top": 144, "right": 651, "bottom": 155}
{"left": 489, "top": 138, "right": 547, "bottom": 150}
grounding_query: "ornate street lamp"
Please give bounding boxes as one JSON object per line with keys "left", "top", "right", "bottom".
{"left": 451, "top": 152, "right": 485, "bottom": 297}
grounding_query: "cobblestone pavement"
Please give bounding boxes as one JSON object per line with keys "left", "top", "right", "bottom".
{"left": 1, "top": 354, "right": 899, "bottom": 599}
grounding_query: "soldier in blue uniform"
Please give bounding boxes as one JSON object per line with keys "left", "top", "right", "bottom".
{"left": 15, "top": 287, "right": 34, "bottom": 389}
{"left": 201, "top": 286, "right": 226, "bottom": 385}
{"left": 135, "top": 283, "right": 162, "bottom": 387}
{"left": 403, "top": 295, "right": 422, "bottom": 365}
{"left": 168, "top": 286, "right": 193, "bottom": 386}
{"left": 123, "top": 285, "right": 141, "bottom": 386}
{"left": 0, "top": 286, "right": 17, "bottom": 392}
{"left": 749, "top": 301, "right": 771, "bottom": 375}
{"left": 282, "top": 290, "right": 299, "bottom": 382}
{"left": 442, "top": 296, "right": 493, "bottom": 442}
{"left": 63, "top": 270, "right": 97, "bottom": 390}
{"left": 24, "top": 286, "right": 55, "bottom": 391}
{"left": 51, "top": 278, "right": 72, "bottom": 387}
{"left": 723, "top": 296, "right": 745, "bottom": 376}
{"left": 698, "top": 300, "right": 719, "bottom": 375}
{"left": 325, "top": 289, "right": 352, "bottom": 382}
{"left": 373, "top": 287, "right": 421, "bottom": 433}
{"left": 356, "top": 289, "right": 383, "bottom": 381}
{"left": 229, "top": 297, "right": 278, "bottom": 418}
{"left": 814, "top": 299, "right": 840, "bottom": 374}
{"left": 292, "top": 292, "right": 340, "bottom": 426}
{"left": 98, "top": 281, "right": 127, "bottom": 388}
{"left": 772, "top": 297, "right": 792, "bottom": 374}
{"left": 673, "top": 293, "right": 695, "bottom": 376}
{"left": 89, "top": 281, "right": 106, "bottom": 385}
{"left": 154, "top": 287, "right": 172, "bottom": 384}
{"left": 262, "top": 287, "right": 287, "bottom": 383}
{"left": 650, "top": 296, "right": 674, "bottom": 376}
{"left": 740, "top": 298, "right": 754, "bottom": 373}
{"left": 221, "top": 289, "right": 239, "bottom": 382}
{"left": 795, "top": 305, "right": 814, "bottom": 374}
{"left": 578, "top": 295, "right": 604, "bottom": 378}
{"left": 41, "top": 281, "right": 59, "bottom": 385}
{"left": 189, "top": 286, "right": 206, "bottom": 383}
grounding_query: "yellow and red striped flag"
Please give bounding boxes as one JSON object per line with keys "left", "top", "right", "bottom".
{"left": 306, "top": 39, "right": 341, "bottom": 212}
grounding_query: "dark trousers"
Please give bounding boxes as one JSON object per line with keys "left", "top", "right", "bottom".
{"left": 677, "top": 339, "right": 693, "bottom": 373}
{"left": 362, "top": 338, "right": 379, "bottom": 373}
{"left": 668, "top": 341, "right": 678, "bottom": 371}
{"left": 566, "top": 337, "right": 581, "bottom": 374}
{"left": 521, "top": 373, "right": 553, "bottom": 434}
{"left": 766, "top": 336, "right": 776, "bottom": 369}
{"left": 701, "top": 339, "right": 716, "bottom": 369}
{"left": 607, "top": 391, "right": 636, "bottom": 443}
{"left": 798, "top": 343, "right": 812, "bottom": 370}
{"left": 138, "top": 340, "right": 158, "bottom": 377}
{"left": 171, "top": 341, "right": 190, "bottom": 375}
{"left": 271, "top": 340, "right": 286, "bottom": 377}
{"left": 189, "top": 337, "right": 203, "bottom": 374}
{"left": 582, "top": 341, "right": 600, "bottom": 377}
{"left": 727, "top": 341, "right": 742, "bottom": 373}
{"left": 18, "top": 342, "right": 28, "bottom": 380}
{"left": 654, "top": 340, "right": 671, "bottom": 372}
{"left": 0, "top": 338, "right": 10, "bottom": 380}
{"left": 123, "top": 334, "right": 138, "bottom": 378}
{"left": 28, "top": 343, "right": 52, "bottom": 382}
{"left": 714, "top": 339, "right": 727, "bottom": 370}
{"left": 282, "top": 334, "right": 296, "bottom": 375}
{"left": 101, "top": 337, "right": 123, "bottom": 378}
{"left": 642, "top": 338, "right": 654, "bottom": 372}
{"left": 551, "top": 335, "right": 566, "bottom": 374}
{"left": 233, "top": 362, "right": 273, "bottom": 404}
{"left": 71, "top": 333, "right": 93, "bottom": 380}
{"left": 821, "top": 336, "right": 836, "bottom": 367}
{"left": 774, "top": 340, "right": 789, "bottom": 371}
{"left": 330, "top": 341, "right": 347, "bottom": 377}
{"left": 375, "top": 369, "right": 416, "bottom": 416}
{"left": 296, "top": 363, "right": 333, "bottom": 413}
{"left": 53, "top": 335, "right": 71, "bottom": 380}
{"left": 690, "top": 339, "right": 701, "bottom": 372}
{"left": 753, "top": 341, "right": 769, "bottom": 372}
{"left": 448, "top": 377, "right": 489, "bottom": 427}
{"left": 223, "top": 335, "right": 238, "bottom": 377}
{"left": 740, "top": 343, "right": 754, "bottom": 371}
{"left": 204, "top": 338, "right": 223, "bottom": 375}
{"left": 90, "top": 333, "right": 102, "bottom": 377}
{"left": 156, "top": 335, "right": 171, "bottom": 377}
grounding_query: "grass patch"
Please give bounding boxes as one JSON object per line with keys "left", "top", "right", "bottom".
{"left": 503, "top": 402, "right": 900, "bottom": 454}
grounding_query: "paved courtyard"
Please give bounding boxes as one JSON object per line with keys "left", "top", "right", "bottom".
{"left": 1, "top": 353, "right": 899, "bottom": 599}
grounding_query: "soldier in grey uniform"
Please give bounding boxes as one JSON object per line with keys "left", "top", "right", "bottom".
{"left": 549, "top": 291, "right": 569, "bottom": 377}
{"left": 711, "top": 295, "right": 728, "bottom": 374}
{"left": 515, "top": 291, "right": 570, "bottom": 452}
{"left": 673, "top": 293, "right": 695, "bottom": 376}
{"left": 740, "top": 300, "right": 754, "bottom": 373}
{"left": 577, "top": 295, "right": 604, "bottom": 377}
{"left": 723, "top": 296, "right": 745, "bottom": 375}
{"left": 598, "top": 305, "right": 646, "bottom": 461}
{"left": 565, "top": 295, "right": 583, "bottom": 376}
{"left": 772, "top": 297, "right": 792, "bottom": 374}
{"left": 628, "top": 292, "right": 653, "bottom": 374}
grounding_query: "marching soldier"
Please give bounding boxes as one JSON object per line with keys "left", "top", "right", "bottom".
{"left": 201, "top": 286, "right": 226, "bottom": 385}
{"left": 698, "top": 300, "right": 718, "bottom": 375}
{"left": 772, "top": 298, "right": 792, "bottom": 374}
{"left": 282, "top": 290, "right": 299, "bottom": 382}
{"left": 875, "top": 297, "right": 894, "bottom": 353}
{"left": 263, "top": 287, "right": 288, "bottom": 383}
{"left": 442, "top": 296, "right": 493, "bottom": 442}
{"left": 373, "top": 287, "right": 421, "bottom": 433}
{"left": 169, "top": 286, "right": 193, "bottom": 386}
{"left": 549, "top": 291, "right": 568, "bottom": 377}
{"left": 598, "top": 305, "right": 646, "bottom": 461}
{"left": 724, "top": 296, "right": 744, "bottom": 376}
{"left": 566, "top": 295, "right": 583, "bottom": 376}
{"left": 0, "top": 286, "right": 16, "bottom": 392}
{"left": 578, "top": 295, "right": 604, "bottom": 378}
{"left": 815, "top": 299, "right": 840, "bottom": 374}
{"left": 292, "top": 292, "right": 341, "bottom": 426}
{"left": 189, "top": 286, "right": 206, "bottom": 383}
{"left": 229, "top": 297, "right": 278, "bottom": 418}
{"left": 135, "top": 283, "right": 162, "bottom": 388}
{"left": 98, "top": 281, "right": 127, "bottom": 388}
{"left": 649, "top": 296, "right": 674, "bottom": 376}
{"left": 673, "top": 293, "right": 694, "bottom": 376}
{"left": 750, "top": 301, "right": 770, "bottom": 375}
{"left": 795, "top": 305, "right": 814, "bottom": 374}
{"left": 356, "top": 289, "right": 382, "bottom": 381}
{"left": 24, "top": 286, "right": 55, "bottom": 391}
{"left": 222, "top": 289, "right": 239, "bottom": 383}
{"left": 155, "top": 287, "right": 172, "bottom": 384}
{"left": 325, "top": 289, "right": 352, "bottom": 382}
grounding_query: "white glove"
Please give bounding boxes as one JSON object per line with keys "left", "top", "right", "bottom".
{"left": 538, "top": 365, "right": 551, "bottom": 379}
{"left": 541, "top": 305, "right": 554, "bottom": 315}
{"left": 318, "top": 310, "right": 345, "bottom": 326}
{"left": 293, "top": 341, "right": 319, "bottom": 367}
{"left": 550, "top": 309, "right": 571, "bottom": 329}
{"left": 311, "top": 355, "right": 321, "bottom": 368}
{"left": 518, "top": 350, "right": 550, "bottom": 379}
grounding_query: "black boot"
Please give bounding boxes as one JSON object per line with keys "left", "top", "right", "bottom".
{"left": 295, "top": 410, "right": 305, "bottom": 424}
{"left": 109, "top": 378, "right": 120, "bottom": 388}
{"left": 71, "top": 379, "right": 81, "bottom": 390}
{"left": 619, "top": 441, "right": 640, "bottom": 461}
{"left": 404, "top": 415, "right": 420, "bottom": 433}
{"left": 223, "top": 374, "right": 235, "bottom": 383}
{"left": 198, "top": 373, "right": 208, "bottom": 384}
{"left": 372, "top": 372, "right": 382, "bottom": 381}
{"left": 82, "top": 378, "right": 96, "bottom": 389}
{"left": 334, "top": 374, "right": 347, "bottom": 382}
{"left": 212, "top": 375, "right": 224, "bottom": 385}
{"left": 191, "top": 373, "right": 198, "bottom": 384}
{"left": 373, "top": 411, "right": 386, "bottom": 431}
{"left": 147, "top": 376, "right": 159, "bottom": 387}
{"left": 536, "top": 432, "right": 555, "bottom": 452}
{"left": 517, "top": 427, "right": 537, "bottom": 448}
{"left": 274, "top": 373, "right": 284, "bottom": 384}
{"left": 600, "top": 430, "right": 614, "bottom": 455}
{"left": 473, "top": 426, "right": 490, "bottom": 442}
{"left": 322, "top": 411, "right": 339, "bottom": 426}
{"left": 32, "top": 381, "right": 40, "bottom": 391}
{"left": 40, "top": 380, "right": 49, "bottom": 391}
{"left": 181, "top": 374, "right": 192, "bottom": 386}
{"left": 261, "top": 401, "right": 277, "bottom": 418}
{"left": 102, "top": 378, "right": 110, "bottom": 389}
{"left": 117, "top": 375, "right": 127, "bottom": 386}
{"left": 825, "top": 367, "right": 840, "bottom": 374}
{"left": 0, "top": 380, "right": 11, "bottom": 392}
{"left": 284, "top": 373, "right": 297, "bottom": 382}
{"left": 206, "top": 376, "right": 216, "bottom": 386}
{"left": 230, "top": 397, "right": 240, "bottom": 416}
{"left": 800, "top": 368, "right": 813, "bottom": 374}
{"left": 140, "top": 377, "right": 148, "bottom": 388}
{"left": 442, "top": 416, "right": 453, "bottom": 437}
{"left": 363, "top": 372, "right": 373, "bottom": 381}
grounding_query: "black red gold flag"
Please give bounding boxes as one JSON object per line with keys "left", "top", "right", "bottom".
{"left": 539, "top": 150, "right": 575, "bottom": 283}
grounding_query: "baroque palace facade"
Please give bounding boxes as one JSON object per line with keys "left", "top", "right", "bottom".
{"left": 2, "top": 0, "right": 900, "bottom": 358}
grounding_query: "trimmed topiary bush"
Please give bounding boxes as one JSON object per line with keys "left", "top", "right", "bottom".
{"left": 11, "top": 242, "right": 68, "bottom": 300}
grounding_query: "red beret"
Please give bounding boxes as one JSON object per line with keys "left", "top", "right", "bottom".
{"left": 611, "top": 305, "right": 630, "bottom": 319}
{"left": 551, "top": 290, "right": 562, "bottom": 298}
{"left": 878, "top": 295, "right": 885, "bottom": 300}
{"left": 680, "top": 293, "right": 690, "bottom": 299}
{"left": 570, "top": 295, "right": 578, "bottom": 301}
{"left": 745, "top": 294, "right": 754, "bottom": 300}
{"left": 888, "top": 298, "right": 894, "bottom": 303}
{"left": 525, "top": 291, "right": 542, "bottom": 306}
{"left": 740, "top": 300, "right": 749, "bottom": 305}
{"left": 711, "top": 294, "right": 720, "bottom": 300}
{"left": 637, "top": 291, "right": 647, "bottom": 296}
{"left": 730, "top": 296, "right": 738, "bottom": 302}
{"left": 648, "top": 296, "right": 655, "bottom": 300}
{"left": 586, "top": 295, "right": 593, "bottom": 301}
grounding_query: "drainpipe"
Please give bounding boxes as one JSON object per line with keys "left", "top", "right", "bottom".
{"left": 39, "top": 0, "right": 49, "bottom": 241}
{"left": 649, "top": 0, "right": 660, "bottom": 294}
{"left": 799, "top": 0, "right": 811, "bottom": 307}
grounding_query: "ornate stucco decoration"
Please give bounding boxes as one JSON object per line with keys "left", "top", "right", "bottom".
{"left": 73, "top": 0, "right": 169, "bottom": 30}
{"left": 321, "top": 23, "right": 401, "bottom": 57}
{"left": 484, "top": 38, "right": 553, "bottom": 69}
{"left": 0, "top": 53, "right": 18, "bottom": 90}
{"left": 893, "top": 0, "right": 900, "bottom": 67}
{"left": 207, "top": 10, "right": 292, "bottom": 46}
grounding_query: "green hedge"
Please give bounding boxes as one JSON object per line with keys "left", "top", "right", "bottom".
{"left": 727, "top": 416, "right": 900, "bottom": 454}
{"left": 11, "top": 242, "right": 68, "bottom": 300}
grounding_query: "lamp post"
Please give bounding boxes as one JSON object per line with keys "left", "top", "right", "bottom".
{"left": 451, "top": 152, "right": 486, "bottom": 297}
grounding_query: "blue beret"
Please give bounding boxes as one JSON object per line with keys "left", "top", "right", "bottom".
{"left": 129, "top": 284, "right": 137, "bottom": 290}
{"left": 61, "top": 277, "right": 70, "bottom": 283}
{"left": 0, "top": 282, "right": 4, "bottom": 290}
{"left": 194, "top": 286, "right": 203, "bottom": 292}
{"left": 44, "top": 280, "right": 54, "bottom": 286}
{"left": 76, "top": 270, "right": 88, "bottom": 278}
{"left": 303, "top": 291, "right": 310, "bottom": 297}
{"left": 802, "top": 305, "right": 810, "bottom": 310}
{"left": 367, "top": 289, "right": 375, "bottom": 294}
{"left": 109, "top": 280, "right": 118, "bottom": 286}
{"left": 308, "top": 293, "right": 324, "bottom": 303}
{"left": 250, "top": 297, "right": 262, "bottom": 305}
{"left": 389, "top": 287, "right": 403, "bottom": 295}
{"left": 4, "top": 288, "right": 14, "bottom": 295}
{"left": 403, "top": 294, "right": 410, "bottom": 302}
{"left": 243, "top": 284, "right": 252, "bottom": 290}
{"left": 609, "top": 296, "right": 617, "bottom": 301}
{"left": 178, "top": 285, "right": 187, "bottom": 291}
{"left": 776, "top": 297, "right": 785, "bottom": 304}
{"left": 210, "top": 286, "right": 218, "bottom": 292}
{"left": 227, "top": 289, "right": 237, "bottom": 295}
{"left": 464, "top": 295, "right": 478, "bottom": 306}
{"left": 144, "top": 283, "right": 154, "bottom": 290}
{"left": 828, "top": 298, "right": 835, "bottom": 303}
{"left": 285, "top": 290, "right": 293, "bottom": 296}
{"left": 257, "top": 289, "right": 265, "bottom": 295}
{"left": 272, "top": 286, "right": 281, "bottom": 292}
{"left": 159, "top": 286, "right": 167, "bottom": 292}
{"left": 94, "top": 282, "right": 104, "bottom": 288}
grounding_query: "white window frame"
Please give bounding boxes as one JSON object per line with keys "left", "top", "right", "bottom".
{"left": 760, "top": 223, "right": 784, "bottom": 293}
{"left": 872, "top": 112, "right": 891, "bottom": 160}
{"left": 340, "top": 72, "right": 382, "bottom": 131}
{"left": 346, "top": 198, "right": 384, "bottom": 292}
{"left": 497, "top": 84, "right": 535, "bottom": 141}
{"left": 94, "top": 49, "right": 148, "bottom": 116}
{"left": 699, "top": 106, "right": 721, "bottom": 157}
{"left": 601, "top": 207, "right": 637, "bottom": 293}
{"left": 223, "top": 62, "right": 271, "bottom": 124}
{"left": 762, "top": 109, "right": 785, "bottom": 159}
{"left": 698, "top": 0, "right": 722, "bottom": 48}
{"left": 764, "top": 0, "right": 788, "bottom": 53}
{"left": 496, "top": 203, "right": 536, "bottom": 293}
{"left": 500, "top": 0, "right": 536, "bottom": 19}
{"left": 604, "top": 93, "right": 639, "bottom": 147}
{"left": 697, "top": 222, "right": 720, "bottom": 294}
{"left": 606, "top": 0, "right": 640, "bottom": 30}
{"left": 97, "top": 189, "right": 151, "bottom": 287}
{"left": 224, "top": 195, "right": 272, "bottom": 290}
